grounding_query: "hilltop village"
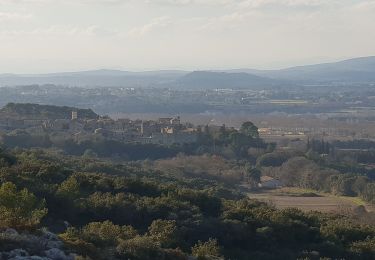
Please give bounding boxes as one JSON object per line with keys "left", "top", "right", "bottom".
{"left": 0, "top": 103, "right": 198, "bottom": 145}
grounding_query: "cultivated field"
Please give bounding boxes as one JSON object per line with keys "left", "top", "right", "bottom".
{"left": 247, "top": 187, "right": 374, "bottom": 213}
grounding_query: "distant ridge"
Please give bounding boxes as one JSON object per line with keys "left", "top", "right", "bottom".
{"left": 176, "top": 71, "right": 279, "bottom": 89}
{"left": 0, "top": 56, "right": 375, "bottom": 88}
{"left": 0, "top": 70, "right": 188, "bottom": 87}
{"left": 248, "top": 56, "right": 375, "bottom": 83}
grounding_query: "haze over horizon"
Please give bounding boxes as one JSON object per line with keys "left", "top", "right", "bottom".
{"left": 1, "top": 0, "right": 375, "bottom": 73}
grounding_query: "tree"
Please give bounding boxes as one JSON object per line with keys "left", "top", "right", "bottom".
{"left": 56, "top": 175, "right": 81, "bottom": 201}
{"left": 0, "top": 182, "right": 47, "bottom": 229}
{"left": 83, "top": 149, "right": 98, "bottom": 158}
{"left": 245, "top": 167, "right": 261, "bottom": 188}
{"left": 81, "top": 220, "right": 138, "bottom": 246}
{"left": 147, "top": 219, "right": 177, "bottom": 247}
{"left": 240, "top": 121, "right": 259, "bottom": 139}
{"left": 0, "top": 148, "right": 16, "bottom": 167}
{"left": 191, "top": 238, "right": 222, "bottom": 260}
{"left": 116, "top": 236, "right": 161, "bottom": 260}
{"left": 228, "top": 132, "right": 249, "bottom": 157}
{"left": 256, "top": 151, "right": 289, "bottom": 167}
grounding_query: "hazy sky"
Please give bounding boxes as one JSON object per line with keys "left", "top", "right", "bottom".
{"left": 0, "top": 0, "right": 374, "bottom": 73}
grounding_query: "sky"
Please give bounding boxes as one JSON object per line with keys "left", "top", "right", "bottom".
{"left": 0, "top": 0, "right": 374, "bottom": 73}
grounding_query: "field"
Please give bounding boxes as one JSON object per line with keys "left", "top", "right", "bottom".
{"left": 247, "top": 187, "right": 374, "bottom": 213}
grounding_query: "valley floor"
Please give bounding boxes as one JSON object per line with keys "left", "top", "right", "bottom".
{"left": 247, "top": 187, "right": 375, "bottom": 213}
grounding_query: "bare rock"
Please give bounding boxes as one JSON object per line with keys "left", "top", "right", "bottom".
{"left": 44, "top": 248, "right": 72, "bottom": 260}
{"left": 9, "top": 257, "right": 49, "bottom": 260}
{"left": 8, "top": 249, "right": 29, "bottom": 258}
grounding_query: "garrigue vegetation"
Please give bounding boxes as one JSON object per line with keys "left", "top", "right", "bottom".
{"left": 0, "top": 118, "right": 375, "bottom": 259}
{"left": 0, "top": 147, "right": 374, "bottom": 259}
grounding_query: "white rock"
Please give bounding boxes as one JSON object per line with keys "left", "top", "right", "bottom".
{"left": 44, "top": 248, "right": 72, "bottom": 260}
{"left": 46, "top": 241, "right": 64, "bottom": 250}
{"left": 10, "top": 257, "right": 50, "bottom": 260}
{"left": 42, "top": 231, "right": 59, "bottom": 241}
{"left": 8, "top": 249, "right": 29, "bottom": 258}
{"left": 4, "top": 228, "right": 19, "bottom": 236}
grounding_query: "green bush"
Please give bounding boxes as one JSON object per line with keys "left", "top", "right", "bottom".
{"left": 81, "top": 220, "right": 138, "bottom": 246}
{"left": 0, "top": 182, "right": 47, "bottom": 229}
{"left": 192, "top": 238, "right": 222, "bottom": 260}
{"left": 116, "top": 236, "right": 161, "bottom": 260}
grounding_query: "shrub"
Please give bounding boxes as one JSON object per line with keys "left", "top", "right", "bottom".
{"left": 191, "top": 238, "right": 222, "bottom": 260}
{"left": 147, "top": 219, "right": 177, "bottom": 246}
{"left": 0, "top": 182, "right": 47, "bottom": 230}
{"left": 116, "top": 236, "right": 161, "bottom": 260}
{"left": 81, "top": 220, "right": 138, "bottom": 246}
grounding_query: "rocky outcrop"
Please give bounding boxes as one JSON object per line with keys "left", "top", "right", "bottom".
{"left": 0, "top": 229, "right": 74, "bottom": 260}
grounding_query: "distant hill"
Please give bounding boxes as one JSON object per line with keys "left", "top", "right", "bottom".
{"left": 249, "top": 56, "right": 375, "bottom": 83}
{"left": 1, "top": 56, "right": 375, "bottom": 88}
{"left": 176, "top": 71, "right": 280, "bottom": 89}
{"left": 0, "top": 103, "right": 99, "bottom": 120}
{"left": 0, "top": 70, "right": 188, "bottom": 87}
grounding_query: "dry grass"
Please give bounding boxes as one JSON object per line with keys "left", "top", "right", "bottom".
{"left": 247, "top": 187, "right": 372, "bottom": 213}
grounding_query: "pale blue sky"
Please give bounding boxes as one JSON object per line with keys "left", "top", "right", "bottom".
{"left": 0, "top": 0, "right": 374, "bottom": 73}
